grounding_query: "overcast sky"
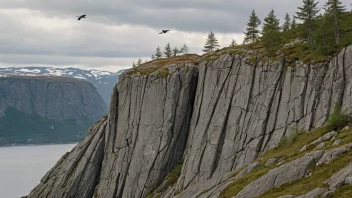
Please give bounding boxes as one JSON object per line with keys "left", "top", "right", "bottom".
{"left": 0, "top": 0, "right": 351, "bottom": 72}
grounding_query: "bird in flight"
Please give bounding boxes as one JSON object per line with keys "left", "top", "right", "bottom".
{"left": 77, "top": 14, "right": 86, "bottom": 20}
{"left": 159, "top": 30, "right": 170, "bottom": 34}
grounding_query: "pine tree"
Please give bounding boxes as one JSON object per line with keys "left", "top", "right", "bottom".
{"left": 295, "top": 0, "right": 320, "bottom": 42}
{"left": 230, "top": 39, "right": 238, "bottom": 47}
{"left": 324, "top": 0, "right": 346, "bottom": 44}
{"left": 312, "top": 14, "right": 336, "bottom": 55}
{"left": 164, "top": 43, "right": 172, "bottom": 58}
{"left": 180, "top": 44, "right": 189, "bottom": 54}
{"left": 173, "top": 47, "right": 179, "bottom": 57}
{"left": 203, "top": 31, "right": 220, "bottom": 53}
{"left": 137, "top": 59, "right": 142, "bottom": 65}
{"left": 132, "top": 62, "right": 136, "bottom": 68}
{"left": 151, "top": 54, "right": 155, "bottom": 60}
{"left": 291, "top": 17, "right": 297, "bottom": 29}
{"left": 261, "top": 9, "right": 282, "bottom": 55}
{"left": 244, "top": 10, "right": 261, "bottom": 43}
{"left": 282, "top": 13, "right": 291, "bottom": 32}
{"left": 155, "top": 46, "right": 163, "bottom": 59}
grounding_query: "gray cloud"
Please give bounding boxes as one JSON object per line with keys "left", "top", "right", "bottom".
{"left": 0, "top": 0, "right": 331, "bottom": 33}
{"left": 2, "top": 0, "right": 351, "bottom": 32}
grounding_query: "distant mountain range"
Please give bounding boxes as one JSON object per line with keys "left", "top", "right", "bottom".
{"left": 0, "top": 67, "right": 129, "bottom": 104}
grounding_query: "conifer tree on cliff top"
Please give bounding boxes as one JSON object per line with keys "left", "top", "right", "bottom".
{"left": 155, "top": 46, "right": 163, "bottom": 59}
{"left": 230, "top": 39, "right": 238, "bottom": 47}
{"left": 164, "top": 43, "right": 172, "bottom": 58}
{"left": 295, "top": 0, "right": 320, "bottom": 42}
{"left": 244, "top": 10, "right": 261, "bottom": 43}
{"left": 324, "top": 0, "right": 346, "bottom": 44}
{"left": 282, "top": 13, "right": 291, "bottom": 32}
{"left": 262, "top": 9, "right": 282, "bottom": 54}
{"left": 180, "top": 44, "right": 189, "bottom": 54}
{"left": 203, "top": 31, "right": 220, "bottom": 53}
{"left": 172, "top": 47, "right": 179, "bottom": 57}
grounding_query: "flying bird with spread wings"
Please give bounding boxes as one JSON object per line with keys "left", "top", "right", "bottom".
{"left": 77, "top": 14, "right": 86, "bottom": 20}
{"left": 159, "top": 30, "right": 170, "bottom": 34}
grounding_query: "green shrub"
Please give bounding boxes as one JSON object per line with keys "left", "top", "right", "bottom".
{"left": 158, "top": 68, "right": 169, "bottom": 78}
{"left": 326, "top": 104, "right": 349, "bottom": 131}
{"left": 165, "top": 157, "right": 184, "bottom": 188}
{"left": 278, "top": 127, "right": 305, "bottom": 148}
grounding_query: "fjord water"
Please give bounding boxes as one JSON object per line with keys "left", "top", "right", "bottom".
{"left": 0, "top": 144, "right": 76, "bottom": 198}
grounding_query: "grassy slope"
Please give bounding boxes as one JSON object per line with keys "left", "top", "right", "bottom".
{"left": 0, "top": 107, "right": 94, "bottom": 145}
{"left": 219, "top": 125, "right": 352, "bottom": 198}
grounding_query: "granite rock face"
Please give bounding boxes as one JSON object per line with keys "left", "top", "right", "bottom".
{"left": 94, "top": 65, "right": 198, "bottom": 198}
{"left": 176, "top": 46, "right": 352, "bottom": 190}
{"left": 26, "top": 45, "right": 352, "bottom": 198}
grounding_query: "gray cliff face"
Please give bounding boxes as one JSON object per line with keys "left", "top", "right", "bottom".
{"left": 26, "top": 46, "right": 352, "bottom": 198}
{"left": 0, "top": 76, "right": 107, "bottom": 121}
{"left": 26, "top": 62, "right": 199, "bottom": 198}
{"left": 176, "top": 46, "right": 352, "bottom": 190}
{"left": 95, "top": 65, "right": 198, "bottom": 198}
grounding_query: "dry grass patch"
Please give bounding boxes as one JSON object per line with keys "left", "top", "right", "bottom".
{"left": 126, "top": 54, "right": 199, "bottom": 77}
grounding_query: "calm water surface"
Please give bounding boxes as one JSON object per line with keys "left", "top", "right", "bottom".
{"left": 0, "top": 144, "right": 76, "bottom": 198}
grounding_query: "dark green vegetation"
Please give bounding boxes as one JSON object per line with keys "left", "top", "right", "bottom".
{"left": 243, "top": 10, "right": 261, "bottom": 44}
{"left": 251, "top": 0, "right": 352, "bottom": 59}
{"left": 0, "top": 107, "right": 94, "bottom": 145}
{"left": 326, "top": 104, "right": 349, "bottom": 131}
{"left": 332, "top": 185, "right": 352, "bottom": 197}
{"left": 146, "top": 158, "right": 184, "bottom": 198}
{"left": 261, "top": 9, "right": 282, "bottom": 55}
{"left": 165, "top": 157, "right": 184, "bottom": 189}
{"left": 219, "top": 105, "right": 352, "bottom": 197}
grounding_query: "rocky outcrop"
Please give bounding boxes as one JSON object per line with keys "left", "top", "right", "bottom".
{"left": 326, "top": 162, "right": 352, "bottom": 192}
{"left": 233, "top": 151, "right": 325, "bottom": 198}
{"left": 26, "top": 45, "right": 352, "bottom": 198}
{"left": 294, "top": 188, "right": 327, "bottom": 198}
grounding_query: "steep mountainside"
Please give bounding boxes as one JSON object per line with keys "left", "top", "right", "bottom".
{"left": 25, "top": 45, "right": 352, "bottom": 198}
{"left": 0, "top": 67, "right": 127, "bottom": 104}
{"left": 0, "top": 76, "right": 107, "bottom": 145}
